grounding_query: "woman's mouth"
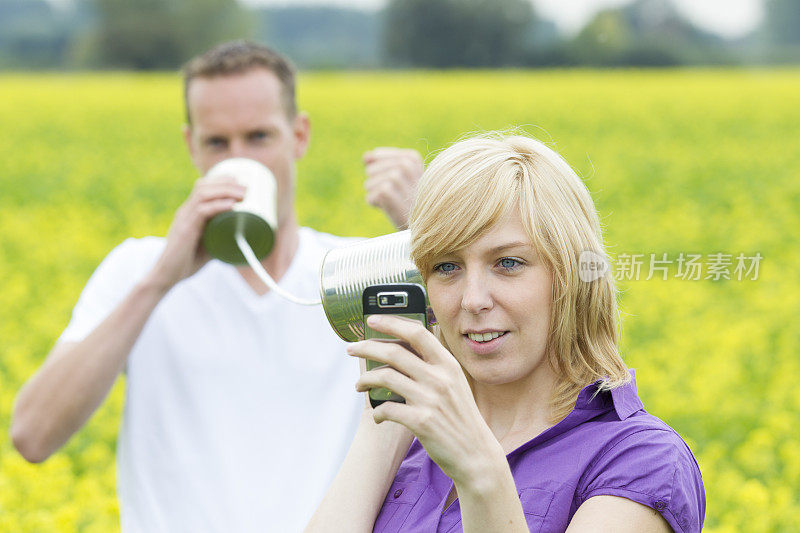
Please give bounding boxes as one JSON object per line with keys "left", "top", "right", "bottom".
{"left": 464, "top": 331, "right": 508, "bottom": 354}
{"left": 466, "top": 331, "right": 506, "bottom": 343}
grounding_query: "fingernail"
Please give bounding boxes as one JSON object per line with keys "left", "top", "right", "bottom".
{"left": 367, "top": 315, "right": 381, "bottom": 326}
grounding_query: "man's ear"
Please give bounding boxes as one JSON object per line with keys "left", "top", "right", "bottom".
{"left": 293, "top": 112, "right": 311, "bottom": 159}
{"left": 183, "top": 123, "right": 196, "bottom": 162}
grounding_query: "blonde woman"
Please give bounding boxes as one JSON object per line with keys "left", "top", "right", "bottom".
{"left": 307, "top": 134, "right": 705, "bottom": 532}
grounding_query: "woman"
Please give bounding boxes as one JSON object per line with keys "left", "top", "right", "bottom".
{"left": 307, "top": 133, "right": 705, "bottom": 532}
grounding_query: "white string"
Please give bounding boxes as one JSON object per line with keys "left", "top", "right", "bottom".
{"left": 235, "top": 229, "right": 321, "bottom": 306}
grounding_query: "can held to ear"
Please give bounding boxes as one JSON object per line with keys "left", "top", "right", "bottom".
{"left": 319, "top": 230, "right": 431, "bottom": 342}
{"left": 202, "top": 158, "right": 277, "bottom": 265}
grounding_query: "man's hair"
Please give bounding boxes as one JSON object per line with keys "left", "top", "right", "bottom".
{"left": 410, "top": 132, "right": 630, "bottom": 424}
{"left": 182, "top": 40, "right": 298, "bottom": 124}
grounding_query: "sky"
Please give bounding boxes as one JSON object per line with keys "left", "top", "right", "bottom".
{"left": 242, "top": 0, "right": 765, "bottom": 38}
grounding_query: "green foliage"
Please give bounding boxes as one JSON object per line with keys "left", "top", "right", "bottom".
{"left": 1, "top": 70, "right": 799, "bottom": 530}
{"left": 765, "top": 0, "right": 800, "bottom": 45}
{"left": 568, "top": 0, "right": 730, "bottom": 66}
{"left": 383, "top": 0, "right": 535, "bottom": 67}
{"left": 254, "top": 7, "right": 380, "bottom": 69}
{"left": 89, "top": 0, "right": 253, "bottom": 69}
{"left": 0, "top": 0, "right": 798, "bottom": 70}
{"left": 0, "top": 0, "right": 69, "bottom": 68}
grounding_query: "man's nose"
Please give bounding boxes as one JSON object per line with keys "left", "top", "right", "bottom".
{"left": 228, "top": 139, "right": 247, "bottom": 159}
{"left": 460, "top": 270, "right": 493, "bottom": 314}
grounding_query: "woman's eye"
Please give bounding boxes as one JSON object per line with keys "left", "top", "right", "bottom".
{"left": 498, "top": 258, "right": 522, "bottom": 270}
{"left": 434, "top": 262, "right": 458, "bottom": 274}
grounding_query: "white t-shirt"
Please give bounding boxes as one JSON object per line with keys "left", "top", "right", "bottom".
{"left": 60, "top": 227, "right": 363, "bottom": 532}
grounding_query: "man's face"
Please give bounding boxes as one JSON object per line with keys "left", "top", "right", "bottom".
{"left": 183, "top": 68, "right": 310, "bottom": 225}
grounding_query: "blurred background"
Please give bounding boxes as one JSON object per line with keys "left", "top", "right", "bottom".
{"left": 1, "top": 1, "right": 799, "bottom": 532}
{"left": 0, "top": 0, "right": 798, "bottom": 70}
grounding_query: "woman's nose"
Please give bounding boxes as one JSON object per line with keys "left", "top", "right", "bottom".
{"left": 460, "top": 271, "right": 493, "bottom": 314}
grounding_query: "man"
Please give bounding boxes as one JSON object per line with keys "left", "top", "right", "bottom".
{"left": 11, "top": 41, "right": 423, "bottom": 532}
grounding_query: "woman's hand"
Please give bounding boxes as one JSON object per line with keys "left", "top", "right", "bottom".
{"left": 347, "top": 314, "right": 504, "bottom": 487}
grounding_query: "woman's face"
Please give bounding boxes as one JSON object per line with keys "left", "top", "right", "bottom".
{"left": 426, "top": 209, "right": 554, "bottom": 387}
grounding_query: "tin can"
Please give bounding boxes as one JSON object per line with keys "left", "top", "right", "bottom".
{"left": 202, "top": 158, "right": 277, "bottom": 265}
{"left": 320, "top": 230, "right": 431, "bottom": 342}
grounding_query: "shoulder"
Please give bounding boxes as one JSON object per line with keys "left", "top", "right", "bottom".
{"left": 299, "top": 227, "right": 362, "bottom": 251}
{"left": 297, "top": 227, "right": 363, "bottom": 266}
{"left": 87, "top": 236, "right": 164, "bottom": 284}
{"left": 591, "top": 411, "right": 689, "bottom": 463}
{"left": 104, "top": 236, "right": 165, "bottom": 266}
{"left": 577, "top": 413, "right": 705, "bottom": 532}
{"left": 57, "top": 237, "right": 166, "bottom": 344}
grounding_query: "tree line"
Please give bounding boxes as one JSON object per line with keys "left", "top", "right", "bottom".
{"left": 0, "top": 0, "right": 798, "bottom": 70}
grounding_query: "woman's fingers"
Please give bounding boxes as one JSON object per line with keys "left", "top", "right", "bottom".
{"left": 347, "top": 338, "right": 427, "bottom": 378}
{"left": 356, "top": 366, "right": 420, "bottom": 402}
{"left": 371, "top": 399, "right": 410, "bottom": 426}
{"left": 370, "top": 394, "right": 445, "bottom": 442}
{"left": 363, "top": 315, "right": 453, "bottom": 366}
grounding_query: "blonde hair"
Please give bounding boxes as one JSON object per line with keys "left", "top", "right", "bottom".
{"left": 410, "top": 132, "right": 629, "bottom": 424}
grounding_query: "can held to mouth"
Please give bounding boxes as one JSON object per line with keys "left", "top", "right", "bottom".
{"left": 202, "top": 158, "right": 277, "bottom": 265}
{"left": 319, "top": 230, "right": 431, "bottom": 342}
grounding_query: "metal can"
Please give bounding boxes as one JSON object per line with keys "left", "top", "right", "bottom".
{"left": 319, "top": 230, "right": 430, "bottom": 342}
{"left": 202, "top": 158, "right": 277, "bottom": 265}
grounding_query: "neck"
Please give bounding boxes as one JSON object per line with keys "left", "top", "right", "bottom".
{"left": 470, "top": 361, "right": 559, "bottom": 453}
{"left": 236, "top": 213, "right": 300, "bottom": 295}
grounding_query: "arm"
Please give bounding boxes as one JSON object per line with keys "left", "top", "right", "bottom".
{"left": 363, "top": 147, "right": 424, "bottom": 229}
{"left": 11, "top": 278, "right": 169, "bottom": 462}
{"left": 305, "top": 409, "right": 414, "bottom": 533}
{"left": 10, "top": 178, "right": 245, "bottom": 463}
{"left": 566, "top": 496, "right": 672, "bottom": 532}
{"left": 346, "top": 316, "right": 529, "bottom": 532}
{"left": 453, "top": 454, "right": 530, "bottom": 533}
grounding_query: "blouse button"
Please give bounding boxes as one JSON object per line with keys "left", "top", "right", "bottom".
{"left": 654, "top": 500, "right": 667, "bottom": 511}
{"left": 393, "top": 489, "right": 403, "bottom": 498}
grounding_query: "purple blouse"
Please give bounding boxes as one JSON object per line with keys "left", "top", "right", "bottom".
{"left": 373, "top": 370, "right": 705, "bottom": 532}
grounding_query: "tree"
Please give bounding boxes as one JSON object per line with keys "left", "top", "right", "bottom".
{"left": 90, "top": 0, "right": 252, "bottom": 69}
{"left": 763, "top": 0, "right": 800, "bottom": 45}
{"left": 0, "top": 0, "right": 64, "bottom": 68}
{"left": 254, "top": 7, "right": 380, "bottom": 69}
{"left": 568, "top": 0, "right": 726, "bottom": 66}
{"left": 383, "top": 0, "right": 535, "bottom": 68}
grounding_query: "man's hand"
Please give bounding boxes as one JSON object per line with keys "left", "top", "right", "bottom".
{"left": 150, "top": 176, "right": 245, "bottom": 289}
{"left": 363, "top": 148, "right": 424, "bottom": 229}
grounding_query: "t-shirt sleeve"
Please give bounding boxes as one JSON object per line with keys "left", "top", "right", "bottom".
{"left": 576, "top": 428, "right": 706, "bottom": 533}
{"left": 58, "top": 237, "right": 164, "bottom": 344}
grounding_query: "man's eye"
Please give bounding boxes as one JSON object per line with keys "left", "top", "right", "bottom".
{"left": 249, "top": 131, "right": 269, "bottom": 142}
{"left": 206, "top": 138, "right": 227, "bottom": 149}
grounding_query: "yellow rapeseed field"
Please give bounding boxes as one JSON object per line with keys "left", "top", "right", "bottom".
{"left": 1, "top": 70, "right": 798, "bottom": 531}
